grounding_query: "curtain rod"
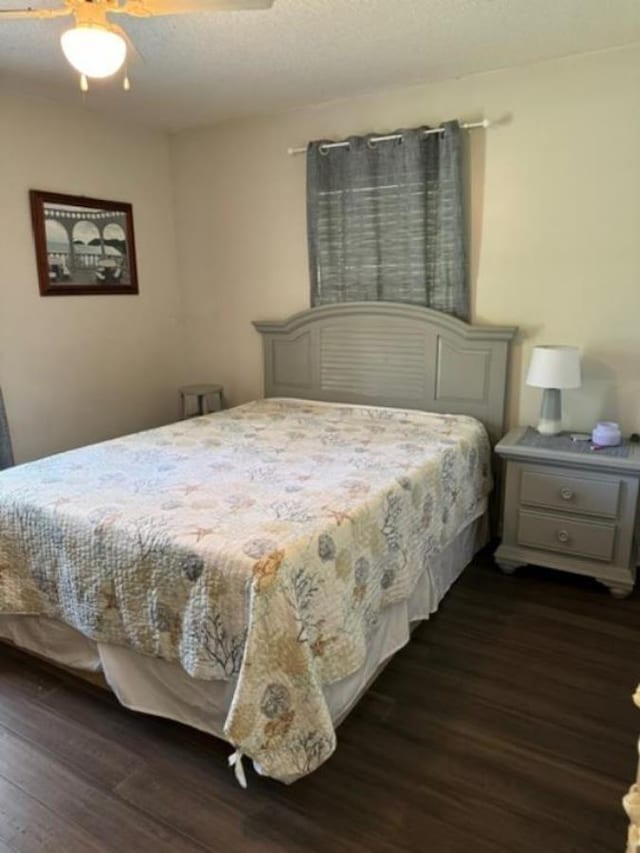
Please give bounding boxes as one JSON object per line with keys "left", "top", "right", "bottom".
{"left": 287, "top": 119, "right": 491, "bottom": 155}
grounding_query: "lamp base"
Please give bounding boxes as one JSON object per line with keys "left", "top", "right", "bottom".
{"left": 537, "top": 388, "right": 562, "bottom": 436}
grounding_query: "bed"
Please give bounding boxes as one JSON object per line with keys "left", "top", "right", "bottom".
{"left": 0, "top": 302, "right": 516, "bottom": 784}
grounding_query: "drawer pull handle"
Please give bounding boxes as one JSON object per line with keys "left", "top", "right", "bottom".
{"left": 556, "top": 530, "right": 570, "bottom": 544}
{"left": 560, "top": 487, "right": 574, "bottom": 501}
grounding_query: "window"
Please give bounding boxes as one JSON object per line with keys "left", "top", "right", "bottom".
{"left": 307, "top": 122, "right": 468, "bottom": 320}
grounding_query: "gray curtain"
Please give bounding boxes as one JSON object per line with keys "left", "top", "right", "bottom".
{"left": 0, "top": 388, "right": 14, "bottom": 470}
{"left": 307, "top": 120, "right": 468, "bottom": 320}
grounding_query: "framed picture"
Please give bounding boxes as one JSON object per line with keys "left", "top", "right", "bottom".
{"left": 30, "top": 190, "right": 139, "bottom": 296}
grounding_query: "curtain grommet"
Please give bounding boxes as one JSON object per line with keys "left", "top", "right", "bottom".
{"left": 319, "top": 143, "right": 350, "bottom": 155}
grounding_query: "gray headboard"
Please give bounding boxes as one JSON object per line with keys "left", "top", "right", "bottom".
{"left": 253, "top": 302, "right": 517, "bottom": 442}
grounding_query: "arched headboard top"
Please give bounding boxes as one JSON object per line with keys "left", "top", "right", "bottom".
{"left": 253, "top": 302, "right": 517, "bottom": 442}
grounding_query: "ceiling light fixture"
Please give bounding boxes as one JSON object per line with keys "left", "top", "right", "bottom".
{"left": 60, "top": 25, "right": 127, "bottom": 79}
{"left": 2, "top": 1, "right": 275, "bottom": 93}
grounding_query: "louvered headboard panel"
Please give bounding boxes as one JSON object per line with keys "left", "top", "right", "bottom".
{"left": 253, "top": 303, "right": 517, "bottom": 442}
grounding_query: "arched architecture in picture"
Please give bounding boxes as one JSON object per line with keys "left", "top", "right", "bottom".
{"left": 44, "top": 206, "right": 129, "bottom": 284}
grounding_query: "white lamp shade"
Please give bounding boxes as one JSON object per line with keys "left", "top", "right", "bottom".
{"left": 61, "top": 26, "right": 127, "bottom": 79}
{"left": 526, "top": 346, "right": 581, "bottom": 389}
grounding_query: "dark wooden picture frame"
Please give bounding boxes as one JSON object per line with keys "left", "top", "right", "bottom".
{"left": 30, "top": 190, "right": 139, "bottom": 296}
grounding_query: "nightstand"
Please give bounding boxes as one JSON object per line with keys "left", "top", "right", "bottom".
{"left": 495, "top": 427, "right": 640, "bottom": 597}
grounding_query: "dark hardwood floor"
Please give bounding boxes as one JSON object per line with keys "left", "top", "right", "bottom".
{"left": 1, "top": 551, "right": 638, "bottom": 852}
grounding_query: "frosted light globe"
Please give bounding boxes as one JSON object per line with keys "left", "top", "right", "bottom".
{"left": 61, "top": 26, "right": 127, "bottom": 79}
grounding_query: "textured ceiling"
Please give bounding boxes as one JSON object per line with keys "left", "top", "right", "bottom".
{"left": 1, "top": 0, "right": 640, "bottom": 131}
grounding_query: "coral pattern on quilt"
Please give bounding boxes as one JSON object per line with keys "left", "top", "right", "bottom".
{"left": 0, "top": 399, "right": 491, "bottom": 781}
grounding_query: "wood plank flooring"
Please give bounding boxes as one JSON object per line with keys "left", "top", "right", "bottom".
{"left": 1, "top": 551, "right": 639, "bottom": 852}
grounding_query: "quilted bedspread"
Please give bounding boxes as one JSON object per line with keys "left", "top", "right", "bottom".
{"left": 0, "top": 398, "right": 491, "bottom": 781}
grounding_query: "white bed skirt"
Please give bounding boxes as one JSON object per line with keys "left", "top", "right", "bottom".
{"left": 0, "top": 513, "right": 487, "bottom": 743}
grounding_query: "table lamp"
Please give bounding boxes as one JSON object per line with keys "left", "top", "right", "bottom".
{"left": 526, "top": 346, "right": 581, "bottom": 435}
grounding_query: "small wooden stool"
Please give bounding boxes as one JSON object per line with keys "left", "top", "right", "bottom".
{"left": 179, "top": 384, "right": 224, "bottom": 419}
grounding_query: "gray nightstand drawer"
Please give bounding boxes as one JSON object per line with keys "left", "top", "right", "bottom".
{"left": 517, "top": 509, "right": 616, "bottom": 562}
{"left": 520, "top": 469, "right": 620, "bottom": 518}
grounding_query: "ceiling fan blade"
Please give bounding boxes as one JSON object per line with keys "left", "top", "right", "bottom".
{"left": 0, "top": 5, "right": 72, "bottom": 19}
{"left": 115, "top": 0, "right": 273, "bottom": 17}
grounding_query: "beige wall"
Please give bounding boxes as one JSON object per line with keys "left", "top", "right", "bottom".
{"left": 3, "top": 44, "right": 638, "bottom": 464}
{"left": 171, "top": 43, "right": 640, "bottom": 435}
{"left": 0, "top": 91, "right": 185, "bottom": 462}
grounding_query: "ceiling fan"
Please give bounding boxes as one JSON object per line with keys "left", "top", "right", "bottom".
{"left": 0, "top": 0, "right": 275, "bottom": 91}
